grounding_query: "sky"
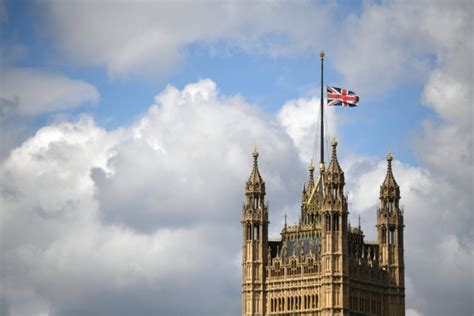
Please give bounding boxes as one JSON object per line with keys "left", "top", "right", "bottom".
{"left": 0, "top": 0, "right": 472, "bottom": 315}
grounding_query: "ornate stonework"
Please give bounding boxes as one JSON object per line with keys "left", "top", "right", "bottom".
{"left": 241, "top": 140, "right": 405, "bottom": 315}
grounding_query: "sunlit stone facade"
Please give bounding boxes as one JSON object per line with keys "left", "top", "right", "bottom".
{"left": 241, "top": 140, "right": 405, "bottom": 316}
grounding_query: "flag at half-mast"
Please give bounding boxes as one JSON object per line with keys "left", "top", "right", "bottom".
{"left": 327, "top": 86, "right": 359, "bottom": 107}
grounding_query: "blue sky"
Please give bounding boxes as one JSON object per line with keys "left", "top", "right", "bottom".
{"left": 2, "top": 0, "right": 433, "bottom": 163}
{"left": 1, "top": 1, "right": 472, "bottom": 315}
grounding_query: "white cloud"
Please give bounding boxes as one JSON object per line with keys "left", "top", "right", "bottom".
{"left": 278, "top": 96, "right": 338, "bottom": 163}
{"left": 332, "top": 0, "right": 473, "bottom": 97}
{"left": 0, "top": 79, "right": 305, "bottom": 315}
{"left": 38, "top": 1, "right": 333, "bottom": 79}
{"left": 1, "top": 1, "right": 473, "bottom": 315}
{"left": 2, "top": 74, "right": 473, "bottom": 314}
{"left": 0, "top": 68, "right": 99, "bottom": 116}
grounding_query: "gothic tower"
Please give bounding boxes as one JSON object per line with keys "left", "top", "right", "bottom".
{"left": 320, "top": 139, "right": 349, "bottom": 315}
{"left": 377, "top": 153, "right": 405, "bottom": 315}
{"left": 242, "top": 148, "right": 268, "bottom": 316}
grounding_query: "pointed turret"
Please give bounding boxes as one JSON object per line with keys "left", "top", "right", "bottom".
{"left": 320, "top": 137, "right": 350, "bottom": 314}
{"left": 376, "top": 152, "right": 405, "bottom": 314}
{"left": 327, "top": 138, "right": 343, "bottom": 177}
{"left": 324, "top": 138, "right": 345, "bottom": 201}
{"left": 380, "top": 152, "right": 400, "bottom": 208}
{"left": 246, "top": 147, "right": 265, "bottom": 196}
{"left": 241, "top": 147, "right": 268, "bottom": 315}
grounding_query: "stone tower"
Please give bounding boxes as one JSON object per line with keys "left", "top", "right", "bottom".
{"left": 320, "top": 139, "right": 349, "bottom": 315}
{"left": 241, "top": 141, "right": 405, "bottom": 316}
{"left": 377, "top": 153, "right": 405, "bottom": 315}
{"left": 242, "top": 147, "right": 268, "bottom": 315}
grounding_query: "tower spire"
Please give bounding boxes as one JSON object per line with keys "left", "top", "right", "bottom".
{"left": 241, "top": 148, "right": 269, "bottom": 315}
{"left": 327, "top": 138, "right": 343, "bottom": 175}
{"left": 380, "top": 152, "right": 400, "bottom": 203}
{"left": 247, "top": 147, "right": 264, "bottom": 189}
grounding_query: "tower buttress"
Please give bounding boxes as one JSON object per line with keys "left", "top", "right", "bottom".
{"left": 376, "top": 153, "right": 405, "bottom": 316}
{"left": 241, "top": 147, "right": 268, "bottom": 316}
{"left": 320, "top": 138, "right": 350, "bottom": 315}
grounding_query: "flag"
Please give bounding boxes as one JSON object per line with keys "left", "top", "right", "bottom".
{"left": 327, "top": 86, "right": 359, "bottom": 107}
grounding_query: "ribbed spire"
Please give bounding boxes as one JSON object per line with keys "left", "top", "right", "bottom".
{"left": 327, "top": 138, "right": 343, "bottom": 175}
{"left": 381, "top": 152, "right": 399, "bottom": 198}
{"left": 246, "top": 147, "right": 265, "bottom": 195}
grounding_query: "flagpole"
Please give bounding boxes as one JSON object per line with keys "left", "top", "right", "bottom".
{"left": 320, "top": 50, "right": 325, "bottom": 165}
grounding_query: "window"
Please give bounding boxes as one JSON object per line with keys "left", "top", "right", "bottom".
{"left": 333, "top": 214, "right": 339, "bottom": 231}
{"left": 389, "top": 228, "right": 395, "bottom": 245}
{"left": 253, "top": 224, "right": 259, "bottom": 241}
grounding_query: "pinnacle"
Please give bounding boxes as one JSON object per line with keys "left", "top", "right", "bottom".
{"left": 381, "top": 151, "right": 399, "bottom": 194}
{"left": 252, "top": 146, "right": 259, "bottom": 158}
{"left": 247, "top": 147, "right": 264, "bottom": 189}
{"left": 327, "top": 137, "right": 343, "bottom": 175}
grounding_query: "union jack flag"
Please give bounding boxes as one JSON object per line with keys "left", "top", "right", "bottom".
{"left": 327, "top": 86, "right": 359, "bottom": 107}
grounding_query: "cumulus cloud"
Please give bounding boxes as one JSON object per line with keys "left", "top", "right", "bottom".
{"left": 0, "top": 68, "right": 99, "bottom": 159}
{"left": 278, "top": 96, "right": 338, "bottom": 163}
{"left": 0, "top": 79, "right": 306, "bottom": 315}
{"left": 38, "top": 1, "right": 333, "bottom": 79}
{"left": 1, "top": 1, "right": 473, "bottom": 315}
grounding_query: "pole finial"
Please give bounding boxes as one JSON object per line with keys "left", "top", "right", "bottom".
{"left": 320, "top": 50, "right": 325, "bottom": 58}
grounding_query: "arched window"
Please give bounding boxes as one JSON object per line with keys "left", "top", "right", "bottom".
{"left": 389, "top": 228, "right": 395, "bottom": 245}
{"left": 333, "top": 213, "right": 339, "bottom": 231}
{"left": 388, "top": 199, "right": 393, "bottom": 213}
{"left": 253, "top": 224, "right": 259, "bottom": 241}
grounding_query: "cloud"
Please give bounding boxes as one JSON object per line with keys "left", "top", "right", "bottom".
{"left": 38, "top": 1, "right": 334, "bottom": 79}
{"left": 278, "top": 96, "right": 338, "bottom": 163}
{"left": 332, "top": 0, "right": 473, "bottom": 96}
{"left": 0, "top": 79, "right": 306, "bottom": 315}
{"left": 1, "top": 70, "right": 473, "bottom": 315}
{"left": 1, "top": 1, "right": 473, "bottom": 315}
{"left": 330, "top": 2, "right": 474, "bottom": 313}
{"left": 0, "top": 68, "right": 99, "bottom": 116}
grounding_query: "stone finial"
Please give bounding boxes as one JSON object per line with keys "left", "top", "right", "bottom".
{"left": 252, "top": 146, "right": 259, "bottom": 158}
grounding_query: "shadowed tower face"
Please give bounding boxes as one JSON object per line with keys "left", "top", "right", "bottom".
{"left": 241, "top": 141, "right": 405, "bottom": 316}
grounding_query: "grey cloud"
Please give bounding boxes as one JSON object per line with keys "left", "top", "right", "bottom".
{"left": 38, "top": 1, "right": 334, "bottom": 79}
{"left": 0, "top": 68, "right": 99, "bottom": 116}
